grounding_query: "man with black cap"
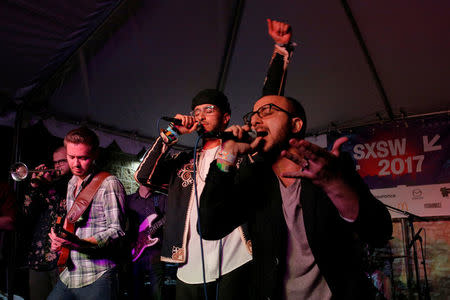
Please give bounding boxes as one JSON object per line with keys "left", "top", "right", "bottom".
{"left": 134, "top": 19, "right": 295, "bottom": 300}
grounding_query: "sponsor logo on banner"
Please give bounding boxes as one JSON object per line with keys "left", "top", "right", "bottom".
{"left": 412, "top": 189, "right": 423, "bottom": 200}
{"left": 440, "top": 187, "right": 450, "bottom": 197}
{"left": 424, "top": 203, "right": 442, "bottom": 209}
{"left": 375, "top": 194, "right": 396, "bottom": 199}
{"left": 398, "top": 202, "right": 409, "bottom": 211}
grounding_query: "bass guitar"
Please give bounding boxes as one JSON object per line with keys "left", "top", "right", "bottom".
{"left": 131, "top": 213, "right": 166, "bottom": 262}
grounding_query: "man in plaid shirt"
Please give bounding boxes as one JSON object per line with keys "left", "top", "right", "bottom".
{"left": 48, "top": 127, "right": 126, "bottom": 300}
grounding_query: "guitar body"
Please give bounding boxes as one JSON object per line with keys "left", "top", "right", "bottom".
{"left": 131, "top": 213, "right": 165, "bottom": 262}
{"left": 56, "top": 217, "right": 73, "bottom": 273}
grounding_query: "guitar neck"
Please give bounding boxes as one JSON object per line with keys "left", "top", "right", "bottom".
{"left": 137, "top": 216, "right": 166, "bottom": 243}
{"left": 149, "top": 216, "right": 166, "bottom": 235}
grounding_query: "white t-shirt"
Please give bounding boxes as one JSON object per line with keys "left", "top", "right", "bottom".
{"left": 177, "top": 146, "right": 252, "bottom": 284}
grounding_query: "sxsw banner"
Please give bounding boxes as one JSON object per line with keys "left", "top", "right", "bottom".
{"left": 328, "top": 115, "right": 450, "bottom": 218}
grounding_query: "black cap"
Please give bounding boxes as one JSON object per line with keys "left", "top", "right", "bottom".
{"left": 191, "top": 89, "right": 231, "bottom": 115}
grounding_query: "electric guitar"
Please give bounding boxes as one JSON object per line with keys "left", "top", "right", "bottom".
{"left": 55, "top": 216, "right": 95, "bottom": 272}
{"left": 131, "top": 214, "right": 166, "bottom": 262}
{"left": 55, "top": 216, "right": 72, "bottom": 273}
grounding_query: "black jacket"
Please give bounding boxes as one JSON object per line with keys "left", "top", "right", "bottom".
{"left": 199, "top": 157, "right": 393, "bottom": 300}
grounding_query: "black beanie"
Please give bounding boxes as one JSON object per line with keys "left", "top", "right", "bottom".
{"left": 191, "top": 89, "right": 231, "bottom": 115}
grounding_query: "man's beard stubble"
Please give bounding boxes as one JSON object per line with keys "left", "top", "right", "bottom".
{"left": 259, "top": 126, "right": 292, "bottom": 163}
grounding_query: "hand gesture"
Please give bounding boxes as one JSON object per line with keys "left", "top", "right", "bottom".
{"left": 172, "top": 114, "right": 200, "bottom": 135}
{"left": 267, "top": 18, "right": 292, "bottom": 45}
{"left": 281, "top": 137, "right": 348, "bottom": 187}
{"left": 281, "top": 137, "right": 360, "bottom": 220}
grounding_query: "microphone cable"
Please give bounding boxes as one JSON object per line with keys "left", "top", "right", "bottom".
{"left": 157, "top": 119, "right": 222, "bottom": 300}
{"left": 193, "top": 133, "right": 223, "bottom": 300}
{"left": 193, "top": 134, "right": 210, "bottom": 300}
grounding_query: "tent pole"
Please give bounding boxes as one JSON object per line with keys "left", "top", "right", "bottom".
{"left": 8, "top": 103, "right": 24, "bottom": 300}
{"left": 216, "top": 0, "right": 246, "bottom": 92}
{"left": 340, "top": 0, "right": 395, "bottom": 120}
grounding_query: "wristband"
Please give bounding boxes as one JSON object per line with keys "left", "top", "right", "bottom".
{"left": 216, "top": 161, "right": 233, "bottom": 173}
{"left": 161, "top": 125, "right": 179, "bottom": 144}
{"left": 276, "top": 41, "right": 298, "bottom": 50}
{"left": 168, "top": 123, "right": 181, "bottom": 135}
{"left": 166, "top": 125, "right": 179, "bottom": 137}
{"left": 216, "top": 148, "right": 237, "bottom": 173}
{"left": 217, "top": 149, "right": 237, "bottom": 165}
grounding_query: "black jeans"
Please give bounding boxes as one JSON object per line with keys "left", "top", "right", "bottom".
{"left": 129, "top": 260, "right": 164, "bottom": 300}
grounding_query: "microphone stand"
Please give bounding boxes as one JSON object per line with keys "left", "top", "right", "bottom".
{"left": 417, "top": 234, "right": 431, "bottom": 300}
{"left": 384, "top": 204, "right": 430, "bottom": 300}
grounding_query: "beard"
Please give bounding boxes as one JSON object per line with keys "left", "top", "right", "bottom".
{"left": 259, "top": 124, "right": 292, "bottom": 162}
{"left": 196, "top": 124, "right": 206, "bottom": 136}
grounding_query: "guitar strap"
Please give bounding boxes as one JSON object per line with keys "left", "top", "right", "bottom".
{"left": 57, "top": 171, "right": 110, "bottom": 272}
{"left": 66, "top": 171, "right": 111, "bottom": 223}
{"left": 153, "top": 194, "right": 162, "bottom": 215}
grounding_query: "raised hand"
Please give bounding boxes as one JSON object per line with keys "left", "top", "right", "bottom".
{"left": 267, "top": 18, "right": 292, "bottom": 45}
{"left": 172, "top": 114, "right": 200, "bottom": 135}
{"left": 281, "top": 137, "right": 348, "bottom": 187}
{"left": 281, "top": 137, "right": 359, "bottom": 220}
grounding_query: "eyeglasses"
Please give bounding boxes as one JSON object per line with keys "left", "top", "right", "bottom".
{"left": 53, "top": 159, "right": 68, "bottom": 165}
{"left": 243, "top": 103, "right": 294, "bottom": 125}
{"left": 190, "top": 105, "right": 217, "bottom": 117}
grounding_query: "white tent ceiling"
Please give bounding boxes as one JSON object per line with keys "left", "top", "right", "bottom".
{"left": 1, "top": 0, "right": 449, "bottom": 147}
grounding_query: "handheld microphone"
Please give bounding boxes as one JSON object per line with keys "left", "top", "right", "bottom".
{"left": 203, "top": 130, "right": 267, "bottom": 143}
{"left": 161, "top": 117, "right": 182, "bottom": 126}
{"left": 162, "top": 116, "right": 204, "bottom": 133}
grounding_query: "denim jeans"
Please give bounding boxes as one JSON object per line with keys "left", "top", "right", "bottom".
{"left": 47, "top": 268, "right": 118, "bottom": 300}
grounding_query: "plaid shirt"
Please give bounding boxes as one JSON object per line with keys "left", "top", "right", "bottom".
{"left": 60, "top": 173, "right": 126, "bottom": 288}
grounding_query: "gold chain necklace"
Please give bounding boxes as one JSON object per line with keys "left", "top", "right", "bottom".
{"left": 196, "top": 146, "right": 220, "bottom": 182}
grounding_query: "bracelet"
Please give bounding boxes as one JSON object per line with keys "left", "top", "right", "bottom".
{"left": 276, "top": 41, "right": 298, "bottom": 49}
{"left": 161, "top": 125, "right": 179, "bottom": 144}
{"left": 216, "top": 161, "right": 232, "bottom": 173}
{"left": 216, "top": 148, "right": 237, "bottom": 173}
{"left": 217, "top": 149, "right": 237, "bottom": 165}
{"left": 168, "top": 122, "right": 181, "bottom": 135}
{"left": 166, "top": 124, "right": 180, "bottom": 138}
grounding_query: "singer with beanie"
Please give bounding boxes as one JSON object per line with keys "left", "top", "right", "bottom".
{"left": 134, "top": 19, "right": 296, "bottom": 300}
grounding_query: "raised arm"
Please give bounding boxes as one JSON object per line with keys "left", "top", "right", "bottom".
{"left": 263, "top": 18, "right": 296, "bottom": 96}
{"left": 135, "top": 114, "right": 198, "bottom": 187}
